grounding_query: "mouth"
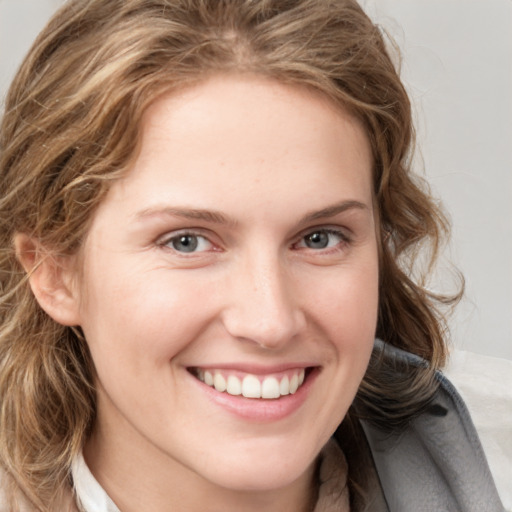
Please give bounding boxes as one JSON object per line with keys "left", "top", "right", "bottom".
{"left": 188, "top": 367, "right": 312, "bottom": 400}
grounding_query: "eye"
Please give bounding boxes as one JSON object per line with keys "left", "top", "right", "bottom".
{"left": 162, "top": 233, "right": 213, "bottom": 253}
{"left": 295, "top": 229, "right": 348, "bottom": 250}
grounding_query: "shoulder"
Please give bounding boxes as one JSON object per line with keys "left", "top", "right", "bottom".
{"left": 0, "top": 469, "right": 16, "bottom": 512}
{"left": 361, "top": 340, "right": 506, "bottom": 512}
{"left": 0, "top": 467, "right": 79, "bottom": 512}
{"left": 0, "top": 468, "right": 28, "bottom": 512}
{"left": 444, "top": 350, "right": 512, "bottom": 512}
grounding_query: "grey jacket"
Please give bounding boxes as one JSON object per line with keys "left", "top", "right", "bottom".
{"left": 350, "top": 340, "right": 505, "bottom": 511}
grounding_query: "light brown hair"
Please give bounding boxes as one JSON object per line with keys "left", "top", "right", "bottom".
{"left": 0, "top": 0, "right": 460, "bottom": 509}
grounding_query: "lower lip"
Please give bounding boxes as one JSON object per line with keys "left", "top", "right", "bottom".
{"left": 188, "top": 369, "right": 319, "bottom": 422}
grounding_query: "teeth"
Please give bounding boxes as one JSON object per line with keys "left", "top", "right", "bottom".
{"left": 279, "top": 375, "right": 290, "bottom": 396}
{"left": 289, "top": 374, "right": 299, "bottom": 394}
{"left": 198, "top": 369, "right": 308, "bottom": 399}
{"left": 242, "top": 374, "right": 261, "bottom": 398}
{"left": 226, "top": 375, "right": 242, "bottom": 396}
{"left": 204, "top": 371, "right": 214, "bottom": 386}
{"left": 261, "top": 377, "right": 280, "bottom": 399}
{"left": 213, "top": 373, "right": 227, "bottom": 392}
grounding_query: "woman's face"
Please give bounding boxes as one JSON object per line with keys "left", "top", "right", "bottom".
{"left": 76, "top": 75, "right": 379, "bottom": 497}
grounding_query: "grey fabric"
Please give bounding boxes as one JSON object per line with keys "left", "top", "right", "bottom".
{"left": 362, "top": 341, "right": 505, "bottom": 512}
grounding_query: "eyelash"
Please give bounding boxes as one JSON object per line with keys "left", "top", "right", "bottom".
{"left": 293, "top": 228, "right": 351, "bottom": 253}
{"left": 158, "top": 230, "right": 215, "bottom": 254}
{"left": 157, "top": 227, "right": 351, "bottom": 256}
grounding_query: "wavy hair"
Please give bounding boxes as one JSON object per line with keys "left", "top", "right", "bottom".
{"left": 0, "top": 0, "right": 460, "bottom": 509}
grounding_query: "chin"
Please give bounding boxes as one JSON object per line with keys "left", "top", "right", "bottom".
{"left": 209, "top": 465, "right": 309, "bottom": 494}
{"left": 194, "top": 438, "right": 319, "bottom": 493}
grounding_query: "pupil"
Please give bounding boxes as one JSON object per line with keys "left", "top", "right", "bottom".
{"left": 307, "top": 231, "right": 328, "bottom": 249}
{"left": 173, "top": 235, "right": 198, "bottom": 252}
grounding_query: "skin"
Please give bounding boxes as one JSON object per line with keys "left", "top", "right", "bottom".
{"left": 31, "top": 75, "right": 380, "bottom": 512}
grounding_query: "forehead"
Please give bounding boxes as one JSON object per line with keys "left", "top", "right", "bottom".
{"left": 140, "top": 76, "right": 370, "bottom": 182}
{"left": 92, "top": 74, "right": 374, "bottom": 230}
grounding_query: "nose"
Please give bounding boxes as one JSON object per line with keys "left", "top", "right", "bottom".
{"left": 221, "top": 251, "right": 306, "bottom": 350}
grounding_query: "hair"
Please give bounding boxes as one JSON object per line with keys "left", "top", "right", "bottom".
{"left": 0, "top": 0, "right": 461, "bottom": 509}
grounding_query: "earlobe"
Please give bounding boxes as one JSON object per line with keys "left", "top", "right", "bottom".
{"left": 14, "top": 233, "right": 81, "bottom": 327}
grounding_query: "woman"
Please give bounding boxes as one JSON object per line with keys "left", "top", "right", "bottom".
{"left": 0, "top": 0, "right": 504, "bottom": 511}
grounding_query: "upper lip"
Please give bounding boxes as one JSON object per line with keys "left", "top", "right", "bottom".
{"left": 187, "top": 362, "right": 317, "bottom": 375}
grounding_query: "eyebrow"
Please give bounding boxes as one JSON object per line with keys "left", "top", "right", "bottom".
{"left": 134, "top": 200, "right": 369, "bottom": 226}
{"left": 298, "top": 200, "right": 369, "bottom": 224}
{"left": 135, "top": 206, "right": 235, "bottom": 226}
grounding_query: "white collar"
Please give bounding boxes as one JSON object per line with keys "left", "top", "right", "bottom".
{"left": 71, "top": 453, "right": 120, "bottom": 512}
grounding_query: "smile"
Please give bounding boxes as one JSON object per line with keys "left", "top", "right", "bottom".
{"left": 191, "top": 368, "right": 307, "bottom": 399}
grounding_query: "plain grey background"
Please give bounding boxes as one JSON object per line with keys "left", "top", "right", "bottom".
{"left": 1, "top": 0, "right": 511, "bottom": 360}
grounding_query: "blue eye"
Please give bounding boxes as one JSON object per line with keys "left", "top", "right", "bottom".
{"left": 299, "top": 229, "right": 346, "bottom": 250}
{"left": 165, "top": 233, "right": 212, "bottom": 253}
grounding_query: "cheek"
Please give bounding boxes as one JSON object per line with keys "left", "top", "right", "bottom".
{"left": 310, "top": 262, "right": 379, "bottom": 342}
{"left": 78, "top": 262, "right": 227, "bottom": 378}
{"left": 301, "top": 262, "right": 379, "bottom": 436}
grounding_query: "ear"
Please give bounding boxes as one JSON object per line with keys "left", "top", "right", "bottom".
{"left": 14, "top": 233, "right": 81, "bottom": 326}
